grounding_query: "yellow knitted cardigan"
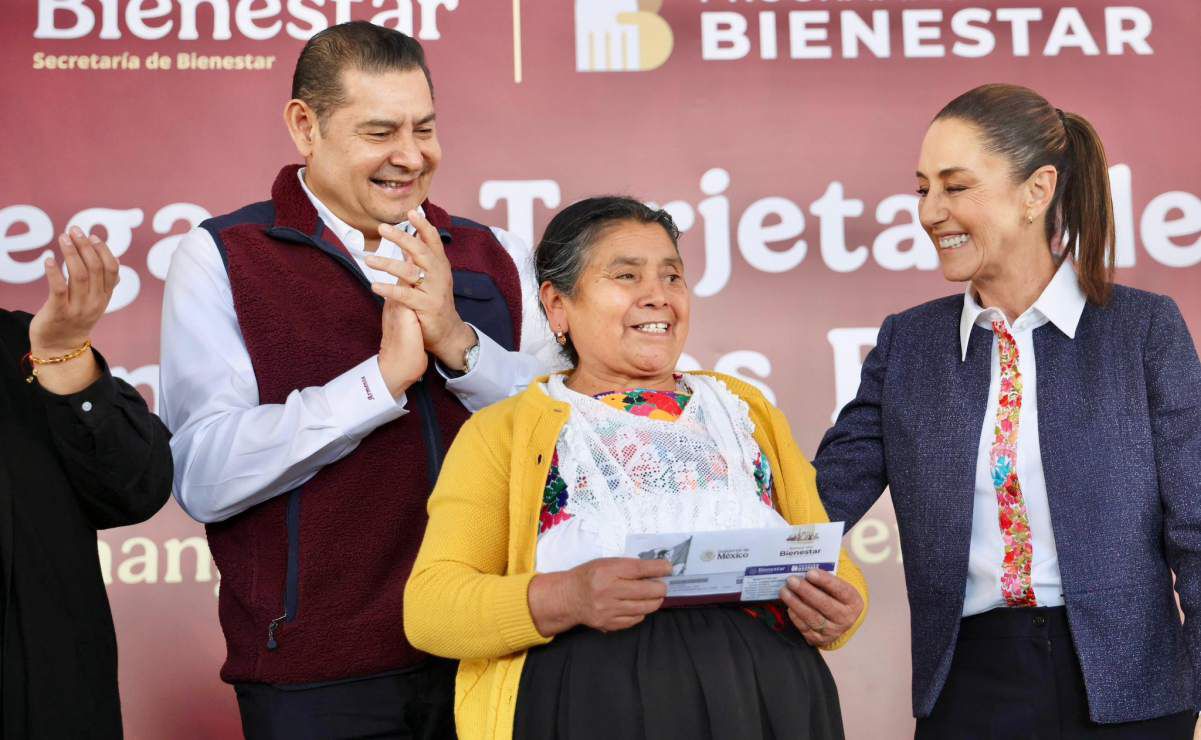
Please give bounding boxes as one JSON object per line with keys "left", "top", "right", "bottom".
{"left": 404, "top": 372, "right": 869, "bottom": 740}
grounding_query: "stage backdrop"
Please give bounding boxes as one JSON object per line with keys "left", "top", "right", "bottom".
{"left": 3, "top": 1, "right": 1200, "bottom": 737}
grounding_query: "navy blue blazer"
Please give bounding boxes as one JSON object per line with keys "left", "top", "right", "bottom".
{"left": 815, "top": 285, "right": 1201, "bottom": 724}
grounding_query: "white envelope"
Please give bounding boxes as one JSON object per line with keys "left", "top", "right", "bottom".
{"left": 624, "top": 522, "right": 845, "bottom": 604}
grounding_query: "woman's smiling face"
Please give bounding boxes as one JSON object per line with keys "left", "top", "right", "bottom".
{"left": 916, "top": 117, "right": 1033, "bottom": 286}
{"left": 545, "top": 220, "right": 690, "bottom": 388}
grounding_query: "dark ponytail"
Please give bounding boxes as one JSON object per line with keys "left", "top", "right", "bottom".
{"left": 935, "top": 84, "right": 1115, "bottom": 305}
{"left": 1059, "top": 111, "right": 1115, "bottom": 305}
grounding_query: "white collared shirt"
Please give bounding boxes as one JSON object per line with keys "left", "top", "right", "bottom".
{"left": 960, "top": 258, "right": 1086, "bottom": 616}
{"left": 160, "top": 169, "right": 563, "bottom": 523}
{"left": 296, "top": 168, "right": 420, "bottom": 285}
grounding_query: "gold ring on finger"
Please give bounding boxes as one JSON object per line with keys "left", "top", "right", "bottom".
{"left": 414, "top": 269, "right": 427, "bottom": 287}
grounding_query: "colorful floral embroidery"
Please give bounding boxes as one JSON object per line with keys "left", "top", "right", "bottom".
{"left": 752, "top": 452, "right": 772, "bottom": 507}
{"left": 990, "top": 320, "right": 1037, "bottom": 607}
{"left": 596, "top": 386, "right": 690, "bottom": 420}
{"left": 742, "top": 601, "right": 791, "bottom": 633}
{"left": 536, "top": 381, "right": 775, "bottom": 537}
{"left": 539, "top": 450, "right": 573, "bottom": 535}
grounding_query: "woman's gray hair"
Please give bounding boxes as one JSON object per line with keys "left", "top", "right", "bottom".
{"left": 535, "top": 196, "right": 680, "bottom": 366}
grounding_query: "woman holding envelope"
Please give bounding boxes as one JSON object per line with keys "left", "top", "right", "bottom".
{"left": 404, "top": 196, "right": 867, "bottom": 740}
{"left": 816, "top": 83, "right": 1201, "bottom": 737}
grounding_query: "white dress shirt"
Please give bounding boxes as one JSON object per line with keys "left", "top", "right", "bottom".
{"left": 160, "top": 169, "right": 562, "bottom": 523}
{"left": 960, "top": 258, "right": 1086, "bottom": 617}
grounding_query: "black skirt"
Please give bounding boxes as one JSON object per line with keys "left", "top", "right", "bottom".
{"left": 513, "top": 605, "right": 844, "bottom": 740}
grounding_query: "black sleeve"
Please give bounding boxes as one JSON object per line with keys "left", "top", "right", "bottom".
{"left": 37, "top": 351, "right": 173, "bottom": 529}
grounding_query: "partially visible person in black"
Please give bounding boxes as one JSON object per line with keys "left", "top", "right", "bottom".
{"left": 0, "top": 226, "right": 172, "bottom": 738}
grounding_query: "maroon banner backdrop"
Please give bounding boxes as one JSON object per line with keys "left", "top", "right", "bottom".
{"left": 3, "top": 1, "right": 1200, "bottom": 737}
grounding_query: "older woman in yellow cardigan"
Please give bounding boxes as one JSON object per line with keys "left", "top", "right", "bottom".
{"left": 404, "top": 196, "right": 868, "bottom": 740}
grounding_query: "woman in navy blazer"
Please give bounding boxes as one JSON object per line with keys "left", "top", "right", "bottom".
{"left": 815, "top": 83, "right": 1201, "bottom": 738}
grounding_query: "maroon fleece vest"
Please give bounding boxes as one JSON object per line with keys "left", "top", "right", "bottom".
{"left": 202, "top": 165, "right": 522, "bottom": 684}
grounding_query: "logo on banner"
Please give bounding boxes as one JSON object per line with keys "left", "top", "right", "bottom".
{"left": 574, "top": 0, "right": 673, "bottom": 72}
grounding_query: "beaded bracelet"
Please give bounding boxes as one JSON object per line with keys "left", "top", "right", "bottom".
{"left": 21, "top": 339, "right": 92, "bottom": 384}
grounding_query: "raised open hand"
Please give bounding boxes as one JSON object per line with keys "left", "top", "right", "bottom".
{"left": 29, "top": 227, "right": 119, "bottom": 357}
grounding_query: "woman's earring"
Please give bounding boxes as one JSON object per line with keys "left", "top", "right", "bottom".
{"left": 555, "top": 331, "right": 568, "bottom": 347}
{"left": 1026, "top": 211, "right": 1034, "bottom": 224}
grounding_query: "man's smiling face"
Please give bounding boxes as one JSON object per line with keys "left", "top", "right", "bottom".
{"left": 302, "top": 67, "right": 441, "bottom": 239}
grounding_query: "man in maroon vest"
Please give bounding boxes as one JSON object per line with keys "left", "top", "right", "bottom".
{"left": 159, "top": 21, "right": 558, "bottom": 739}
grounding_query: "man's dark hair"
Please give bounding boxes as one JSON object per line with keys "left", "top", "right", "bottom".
{"left": 291, "top": 21, "right": 434, "bottom": 129}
